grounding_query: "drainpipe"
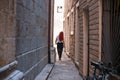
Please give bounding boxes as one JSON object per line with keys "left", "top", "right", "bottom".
{"left": 48, "top": 0, "right": 51, "bottom": 63}
{"left": 87, "top": 9, "right": 90, "bottom": 78}
{"left": 87, "top": 38, "right": 90, "bottom": 78}
{"left": 0, "top": 60, "right": 18, "bottom": 73}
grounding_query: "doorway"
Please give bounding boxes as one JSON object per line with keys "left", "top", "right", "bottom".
{"left": 75, "top": 7, "right": 79, "bottom": 66}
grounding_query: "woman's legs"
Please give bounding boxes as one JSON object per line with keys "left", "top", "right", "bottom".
{"left": 57, "top": 43, "right": 61, "bottom": 60}
{"left": 57, "top": 43, "right": 63, "bottom": 60}
{"left": 59, "top": 43, "right": 63, "bottom": 59}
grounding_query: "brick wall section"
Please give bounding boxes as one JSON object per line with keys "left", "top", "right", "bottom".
{"left": 16, "top": 0, "right": 49, "bottom": 80}
{"left": 78, "top": 0, "right": 88, "bottom": 75}
{"left": 69, "top": 12, "right": 75, "bottom": 60}
{"left": 64, "top": 0, "right": 78, "bottom": 18}
{"left": 64, "top": 0, "right": 118, "bottom": 78}
{"left": 64, "top": 0, "right": 82, "bottom": 74}
{"left": 72, "top": 9, "right": 76, "bottom": 61}
{"left": 64, "top": 0, "right": 100, "bottom": 77}
{"left": 88, "top": 0, "right": 99, "bottom": 75}
{"left": 76, "top": 0, "right": 100, "bottom": 76}
{"left": 64, "top": 0, "right": 78, "bottom": 60}
{"left": 78, "top": 11, "right": 84, "bottom": 75}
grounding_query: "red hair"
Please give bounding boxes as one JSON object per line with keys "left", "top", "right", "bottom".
{"left": 59, "top": 31, "right": 64, "bottom": 41}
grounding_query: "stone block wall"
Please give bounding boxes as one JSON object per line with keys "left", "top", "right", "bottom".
{"left": 0, "top": 0, "right": 51, "bottom": 80}
{"left": 16, "top": 0, "right": 49, "bottom": 80}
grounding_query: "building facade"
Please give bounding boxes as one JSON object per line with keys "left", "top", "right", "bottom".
{"left": 64, "top": 0, "right": 120, "bottom": 79}
{"left": 0, "top": 0, "right": 54, "bottom": 80}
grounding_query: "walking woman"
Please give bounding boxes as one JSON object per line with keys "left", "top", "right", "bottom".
{"left": 55, "top": 31, "right": 64, "bottom": 60}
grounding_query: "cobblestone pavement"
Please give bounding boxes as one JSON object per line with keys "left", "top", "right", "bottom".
{"left": 47, "top": 52, "right": 83, "bottom": 80}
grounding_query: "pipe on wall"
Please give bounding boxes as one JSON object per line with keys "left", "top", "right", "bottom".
{"left": 0, "top": 60, "right": 18, "bottom": 73}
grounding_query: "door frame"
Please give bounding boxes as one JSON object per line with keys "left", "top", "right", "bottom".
{"left": 83, "top": 7, "right": 89, "bottom": 77}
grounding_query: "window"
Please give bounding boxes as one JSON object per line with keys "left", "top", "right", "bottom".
{"left": 57, "top": 6, "right": 63, "bottom": 13}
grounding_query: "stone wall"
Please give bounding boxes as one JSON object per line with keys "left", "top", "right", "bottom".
{"left": 0, "top": 0, "right": 51, "bottom": 80}
{"left": 16, "top": 0, "right": 49, "bottom": 80}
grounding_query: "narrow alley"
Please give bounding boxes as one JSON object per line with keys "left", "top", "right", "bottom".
{"left": 0, "top": 0, "right": 120, "bottom": 80}
{"left": 47, "top": 52, "right": 82, "bottom": 80}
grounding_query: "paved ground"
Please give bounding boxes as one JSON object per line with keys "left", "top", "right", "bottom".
{"left": 47, "top": 52, "right": 83, "bottom": 80}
